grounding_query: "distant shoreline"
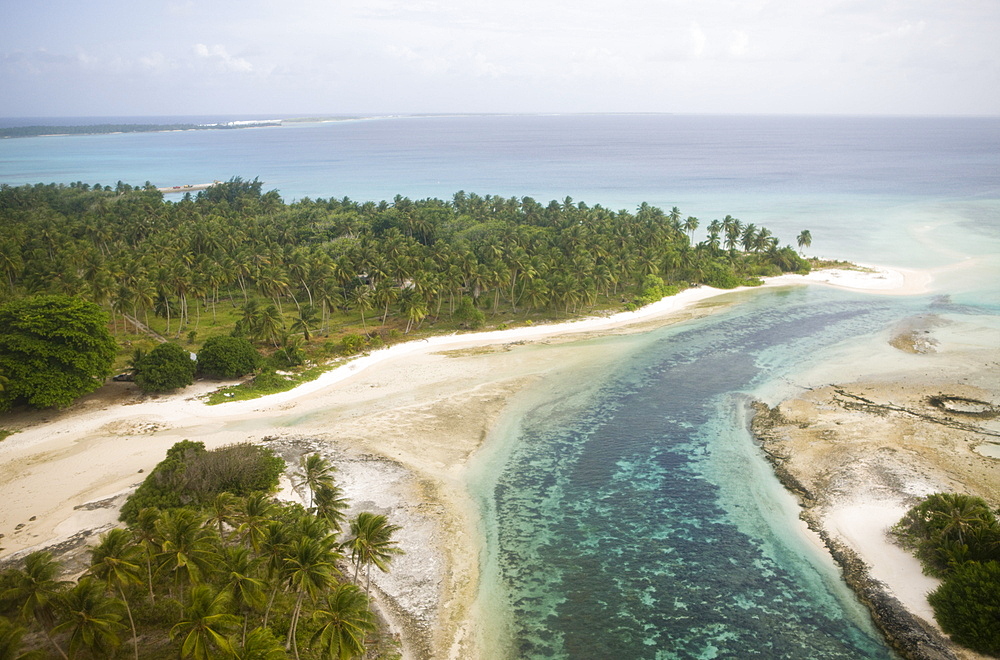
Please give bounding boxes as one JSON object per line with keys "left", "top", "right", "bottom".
{"left": 0, "top": 120, "right": 282, "bottom": 139}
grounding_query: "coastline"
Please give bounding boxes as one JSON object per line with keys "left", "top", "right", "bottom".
{"left": 750, "top": 310, "right": 1000, "bottom": 659}
{"left": 0, "top": 264, "right": 949, "bottom": 658}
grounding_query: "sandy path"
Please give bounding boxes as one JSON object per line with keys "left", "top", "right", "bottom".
{"left": 0, "top": 265, "right": 937, "bottom": 658}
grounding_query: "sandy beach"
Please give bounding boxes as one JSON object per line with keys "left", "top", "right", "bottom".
{"left": 3, "top": 263, "right": 992, "bottom": 660}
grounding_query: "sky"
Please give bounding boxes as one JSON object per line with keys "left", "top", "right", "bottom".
{"left": 1, "top": 0, "right": 998, "bottom": 118}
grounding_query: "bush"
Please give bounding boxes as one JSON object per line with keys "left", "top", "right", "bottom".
{"left": 928, "top": 561, "right": 1000, "bottom": 656}
{"left": 454, "top": 296, "right": 485, "bottom": 328}
{"left": 197, "top": 335, "right": 261, "bottom": 379}
{"left": 702, "top": 262, "right": 741, "bottom": 289}
{"left": 120, "top": 440, "right": 284, "bottom": 523}
{"left": 135, "top": 342, "right": 196, "bottom": 392}
{"left": 893, "top": 493, "right": 1000, "bottom": 577}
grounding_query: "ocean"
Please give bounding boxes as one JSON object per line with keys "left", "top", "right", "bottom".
{"left": 3, "top": 114, "right": 998, "bottom": 658}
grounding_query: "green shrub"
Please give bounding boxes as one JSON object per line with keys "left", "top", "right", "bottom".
{"left": 702, "top": 263, "right": 741, "bottom": 289}
{"left": 928, "top": 561, "right": 1000, "bottom": 656}
{"left": 120, "top": 440, "right": 284, "bottom": 523}
{"left": 340, "top": 333, "right": 367, "bottom": 354}
{"left": 893, "top": 493, "right": 1000, "bottom": 577}
{"left": 197, "top": 335, "right": 261, "bottom": 378}
{"left": 454, "top": 296, "right": 485, "bottom": 328}
{"left": 135, "top": 342, "right": 196, "bottom": 392}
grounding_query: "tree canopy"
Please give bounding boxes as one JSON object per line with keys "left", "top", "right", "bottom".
{"left": 0, "top": 294, "right": 116, "bottom": 410}
{"left": 197, "top": 335, "right": 262, "bottom": 379}
{"left": 134, "top": 342, "right": 196, "bottom": 392}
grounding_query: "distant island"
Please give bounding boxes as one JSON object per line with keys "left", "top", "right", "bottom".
{"left": 0, "top": 119, "right": 282, "bottom": 139}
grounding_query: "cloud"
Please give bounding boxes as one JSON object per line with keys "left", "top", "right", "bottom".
{"left": 193, "top": 43, "right": 253, "bottom": 73}
{"left": 690, "top": 23, "right": 707, "bottom": 59}
{"left": 729, "top": 30, "right": 750, "bottom": 58}
{"left": 139, "top": 52, "right": 175, "bottom": 72}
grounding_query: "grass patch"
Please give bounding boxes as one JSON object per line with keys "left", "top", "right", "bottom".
{"left": 0, "top": 428, "right": 12, "bottom": 442}
{"left": 204, "top": 362, "right": 333, "bottom": 405}
{"left": 808, "top": 257, "right": 870, "bottom": 272}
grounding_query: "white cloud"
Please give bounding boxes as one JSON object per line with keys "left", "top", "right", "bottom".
{"left": 729, "top": 30, "right": 750, "bottom": 58}
{"left": 690, "top": 23, "right": 707, "bottom": 59}
{"left": 193, "top": 43, "right": 253, "bottom": 73}
{"left": 139, "top": 52, "right": 174, "bottom": 72}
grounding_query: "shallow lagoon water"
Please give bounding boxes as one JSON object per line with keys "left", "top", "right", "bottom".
{"left": 470, "top": 288, "right": 926, "bottom": 659}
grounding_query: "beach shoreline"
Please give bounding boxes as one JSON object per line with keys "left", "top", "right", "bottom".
{"left": 749, "top": 308, "right": 1000, "bottom": 659}
{"left": 0, "top": 264, "right": 954, "bottom": 659}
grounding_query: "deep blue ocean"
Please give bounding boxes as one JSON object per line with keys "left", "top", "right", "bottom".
{"left": 3, "top": 114, "right": 998, "bottom": 658}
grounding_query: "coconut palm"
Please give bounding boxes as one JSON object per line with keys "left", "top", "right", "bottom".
{"left": 87, "top": 528, "right": 143, "bottom": 660}
{"left": 310, "top": 584, "right": 377, "bottom": 660}
{"left": 296, "top": 453, "right": 335, "bottom": 509}
{"left": 929, "top": 493, "right": 992, "bottom": 545}
{"left": 155, "top": 508, "right": 219, "bottom": 597}
{"left": 237, "top": 492, "right": 276, "bottom": 553}
{"left": 232, "top": 627, "right": 288, "bottom": 660}
{"left": 205, "top": 492, "right": 240, "bottom": 542}
{"left": 343, "top": 513, "right": 404, "bottom": 596}
{"left": 282, "top": 537, "right": 341, "bottom": 659}
{"left": 51, "top": 578, "right": 126, "bottom": 659}
{"left": 218, "top": 546, "right": 266, "bottom": 644}
{"left": 170, "top": 585, "right": 240, "bottom": 660}
{"left": 796, "top": 229, "right": 812, "bottom": 255}
{"left": 0, "top": 618, "right": 42, "bottom": 660}
{"left": 313, "top": 484, "right": 350, "bottom": 533}
{"left": 1, "top": 551, "right": 69, "bottom": 658}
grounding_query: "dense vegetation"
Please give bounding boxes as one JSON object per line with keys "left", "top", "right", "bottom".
{"left": 0, "top": 295, "right": 116, "bottom": 411}
{"left": 0, "top": 177, "right": 807, "bottom": 360}
{"left": 118, "top": 441, "right": 286, "bottom": 524}
{"left": 1, "top": 446, "right": 402, "bottom": 659}
{"left": 894, "top": 493, "right": 1000, "bottom": 656}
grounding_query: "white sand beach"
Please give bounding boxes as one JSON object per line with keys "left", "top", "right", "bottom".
{"left": 3, "top": 264, "right": 988, "bottom": 660}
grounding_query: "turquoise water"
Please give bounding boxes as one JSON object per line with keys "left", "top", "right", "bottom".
{"left": 476, "top": 288, "right": 939, "bottom": 658}
{"left": 3, "top": 115, "right": 998, "bottom": 657}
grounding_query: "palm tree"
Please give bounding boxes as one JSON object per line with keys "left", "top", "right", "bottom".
{"left": 343, "top": 513, "right": 404, "bottom": 597}
{"left": 131, "top": 507, "right": 162, "bottom": 602}
{"left": 206, "top": 492, "right": 240, "bottom": 541}
{"left": 87, "top": 528, "right": 143, "bottom": 660}
{"left": 237, "top": 493, "right": 275, "bottom": 552}
{"left": 314, "top": 484, "right": 350, "bottom": 533}
{"left": 796, "top": 229, "right": 812, "bottom": 256}
{"left": 309, "top": 584, "right": 377, "bottom": 660}
{"left": 929, "top": 493, "right": 991, "bottom": 545}
{"left": 0, "top": 618, "right": 42, "bottom": 660}
{"left": 1, "top": 551, "right": 69, "bottom": 659}
{"left": 232, "top": 627, "right": 288, "bottom": 660}
{"left": 297, "top": 453, "right": 335, "bottom": 509}
{"left": 282, "top": 537, "right": 340, "bottom": 659}
{"left": 170, "top": 585, "right": 240, "bottom": 660}
{"left": 155, "top": 508, "right": 219, "bottom": 597}
{"left": 51, "top": 578, "right": 126, "bottom": 659}
{"left": 349, "top": 286, "right": 373, "bottom": 334}
{"left": 258, "top": 522, "right": 291, "bottom": 629}
{"left": 218, "top": 546, "right": 266, "bottom": 645}
{"left": 683, "top": 216, "right": 699, "bottom": 245}
{"left": 290, "top": 304, "right": 318, "bottom": 342}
